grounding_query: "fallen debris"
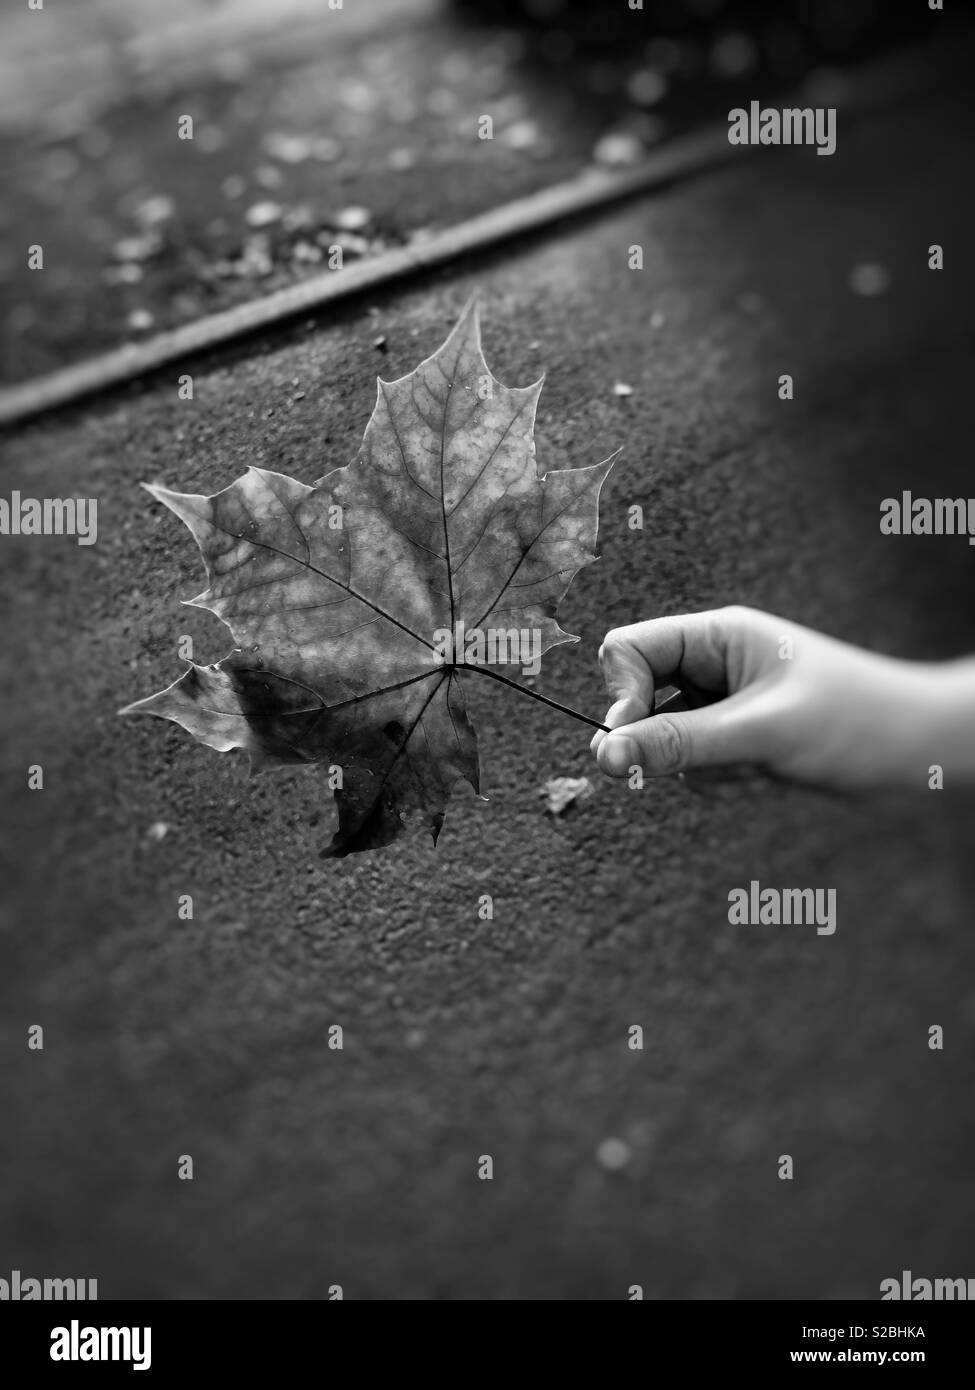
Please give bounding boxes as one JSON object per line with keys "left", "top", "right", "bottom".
{"left": 540, "top": 776, "right": 595, "bottom": 816}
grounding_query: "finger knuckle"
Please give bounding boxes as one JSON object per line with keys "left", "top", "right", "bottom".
{"left": 719, "top": 603, "right": 752, "bottom": 627}
{"left": 598, "top": 629, "right": 626, "bottom": 664}
{"left": 651, "top": 715, "right": 690, "bottom": 773}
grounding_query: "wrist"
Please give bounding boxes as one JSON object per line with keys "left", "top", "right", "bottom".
{"left": 826, "top": 652, "right": 975, "bottom": 791}
{"left": 908, "top": 658, "right": 975, "bottom": 787}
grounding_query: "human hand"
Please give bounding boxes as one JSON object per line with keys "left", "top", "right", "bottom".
{"left": 591, "top": 607, "right": 975, "bottom": 792}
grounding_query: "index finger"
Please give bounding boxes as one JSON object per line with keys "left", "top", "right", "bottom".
{"left": 598, "top": 607, "right": 776, "bottom": 705}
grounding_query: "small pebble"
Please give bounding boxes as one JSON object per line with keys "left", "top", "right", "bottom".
{"left": 127, "top": 308, "right": 155, "bottom": 331}
{"left": 283, "top": 206, "right": 313, "bottom": 233}
{"left": 613, "top": 381, "right": 633, "bottom": 397}
{"left": 340, "top": 80, "right": 377, "bottom": 113}
{"left": 593, "top": 132, "right": 642, "bottom": 167}
{"left": 328, "top": 231, "right": 370, "bottom": 256}
{"left": 263, "top": 132, "right": 312, "bottom": 164}
{"left": 291, "top": 240, "right": 322, "bottom": 265}
{"left": 146, "top": 821, "right": 170, "bottom": 842}
{"left": 112, "top": 233, "right": 160, "bottom": 263}
{"left": 134, "top": 194, "right": 174, "bottom": 227}
{"left": 334, "top": 205, "right": 372, "bottom": 232}
{"left": 501, "top": 119, "right": 541, "bottom": 150}
{"left": 245, "top": 201, "right": 282, "bottom": 229}
{"left": 234, "top": 235, "right": 274, "bottom": 276}
{"left": 597, "top": 1137, "right": 632, "bottom": 1171}
{"left": 541, "top": 775, "right": 594, "bottom": 815}
{"left": 104, "top": 263, "right": 144, "bottom": 285}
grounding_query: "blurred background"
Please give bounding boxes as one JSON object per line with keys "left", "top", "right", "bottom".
{"left": 0, "top": 0, "right": 949, "bottom": 386}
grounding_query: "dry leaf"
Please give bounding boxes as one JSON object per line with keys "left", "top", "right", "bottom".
{"left": 123, "top": 300, "right": 616, "bottom": 856}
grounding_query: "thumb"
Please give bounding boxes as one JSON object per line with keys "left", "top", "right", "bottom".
{"left": 595, "top": 692, "right": 763, "bottom": 778}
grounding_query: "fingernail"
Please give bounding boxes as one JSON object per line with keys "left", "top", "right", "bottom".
{"left": 600, "top": 734, "right": 640, "bottom": 777}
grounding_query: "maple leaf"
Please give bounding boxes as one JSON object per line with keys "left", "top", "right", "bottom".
{"left": 123, "top": 301, "right": 617, "bottom": 856}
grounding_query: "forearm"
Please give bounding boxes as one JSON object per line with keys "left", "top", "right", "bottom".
{"left": 848, "top": 653, "right": 975, "bottom": 790}
{"left": 915, "top": 657, "right": 975, "bottom": 786}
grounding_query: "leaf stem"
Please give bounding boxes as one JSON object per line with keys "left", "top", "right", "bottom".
{"left": 454, "top": 664, "right": 609, "bottom": 733}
